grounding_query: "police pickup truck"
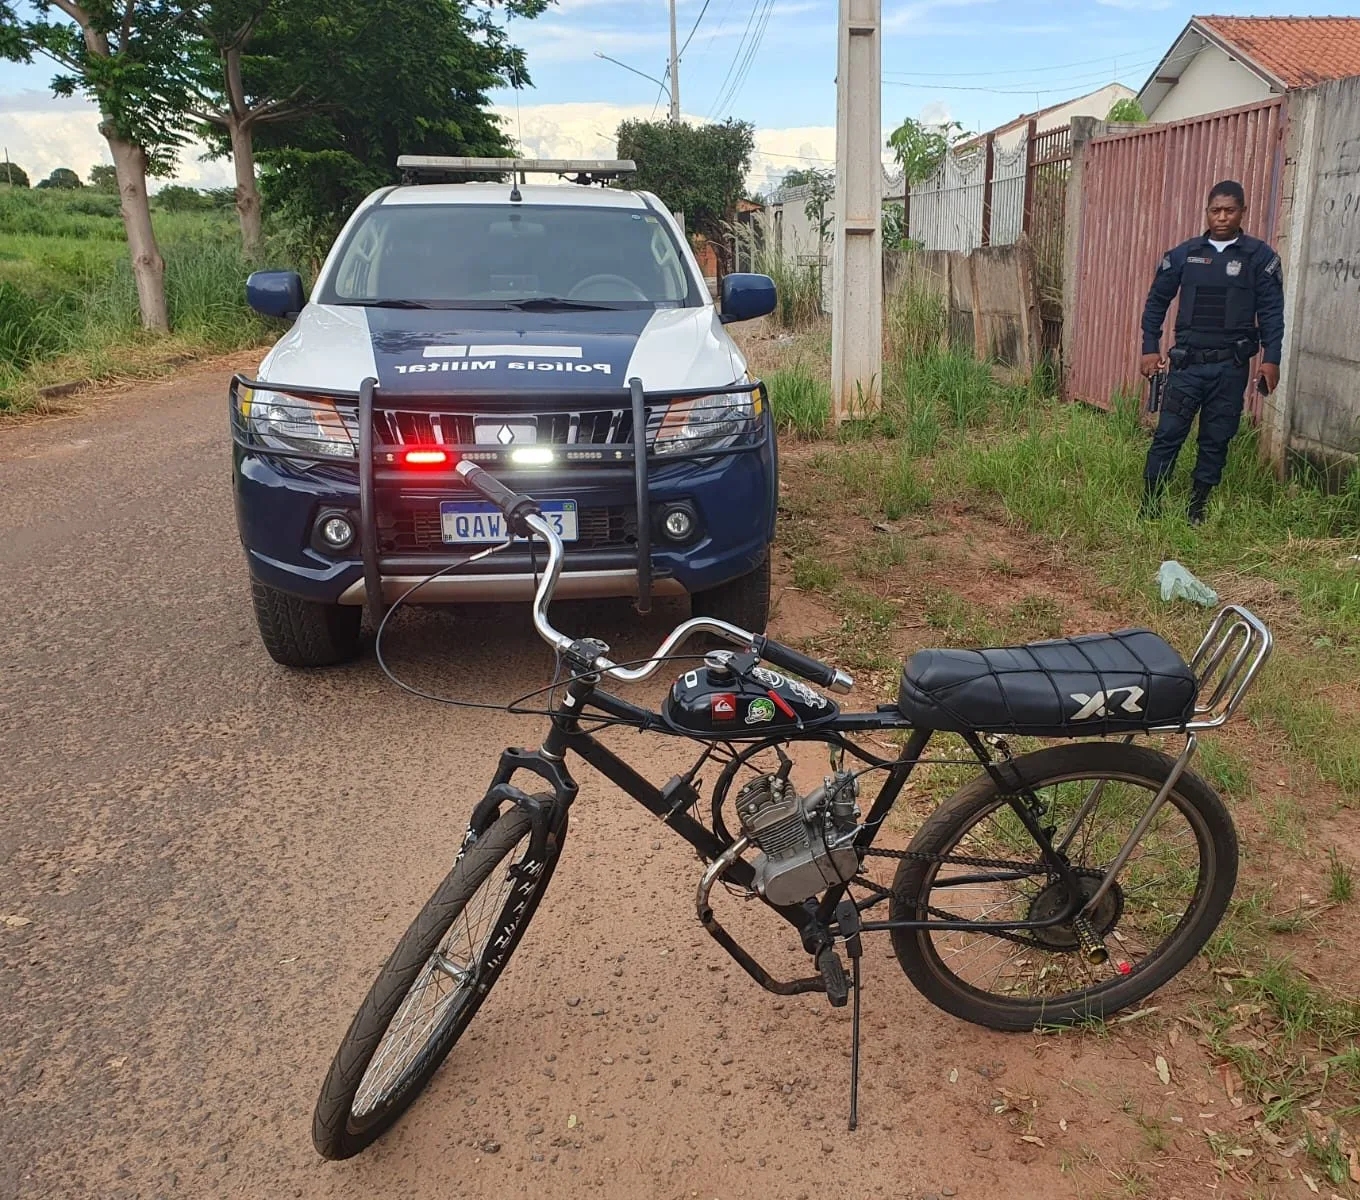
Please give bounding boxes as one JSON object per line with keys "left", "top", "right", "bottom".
{"left": 231, "top": 157, "right": 779, "bottom": 667}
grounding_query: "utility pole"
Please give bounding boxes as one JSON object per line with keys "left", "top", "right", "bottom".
{"left": 668, "top": 0, "right": 681, "bottom": 122}
{"left": 830, "top": 0, "right": 882, "bottom": 421}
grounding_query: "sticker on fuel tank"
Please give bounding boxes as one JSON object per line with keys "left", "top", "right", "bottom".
{"left": 711, "top": 694, "right": 737, "bottom": 721}
{"left": 745, "top": 697, "right": 776, "bottom": 725}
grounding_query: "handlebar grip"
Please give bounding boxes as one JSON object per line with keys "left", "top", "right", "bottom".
{"left": 456, "top": 461, "right": 541, "bottom": 537}
{"left": 753, "top": 635, "right": 853, "bottom": 695}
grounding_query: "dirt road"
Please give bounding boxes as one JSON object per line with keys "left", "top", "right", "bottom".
{"left": 0, "top": 363, "right": 1233, "bottom": 1199}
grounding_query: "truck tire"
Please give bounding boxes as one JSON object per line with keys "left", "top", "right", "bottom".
{"left": 691, "top": 553, "right": 771, "bottom": 635}
{"left": 250, "top": 581, "right": 362, "bottom": 668}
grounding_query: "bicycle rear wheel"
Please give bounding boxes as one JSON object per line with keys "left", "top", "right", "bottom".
{"left": 890, "top": 742, "right": 1236, "bottom": 1031}
{"left": 313, "top": 802, "right": 563, "bottom": 1159}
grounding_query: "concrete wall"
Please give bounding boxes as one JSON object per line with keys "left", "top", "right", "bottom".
{"left": 1278, "top": 76, "right": 1360, "bottom": 478}
{"left": 884, "top": 242, "right": 1042, "bottom": 370}
{"left": 1147, "top": 44, "right": 1274, "bottom": 123}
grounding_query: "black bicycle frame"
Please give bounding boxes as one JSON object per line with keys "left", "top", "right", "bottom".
{"left": 471, "top": 672, "right": 1095, "bottom": 999}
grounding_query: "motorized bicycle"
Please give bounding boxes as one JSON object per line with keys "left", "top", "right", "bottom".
{"left": 312, "top": 460, "right": 1270, "bottom": 1160}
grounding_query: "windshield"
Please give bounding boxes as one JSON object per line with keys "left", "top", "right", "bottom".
{"left": 321, "top": 202, "right": 698, "bottom": 308}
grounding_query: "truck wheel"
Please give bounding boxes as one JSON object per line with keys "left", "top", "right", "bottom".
{"left": 691, "top": 554, "right": 771, "bottom": 635}
{"left": 250, "top": 581, "right": 362, "bottom": 668}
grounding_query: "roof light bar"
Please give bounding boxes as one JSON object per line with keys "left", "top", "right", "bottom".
{"left": 396, "top": 156, "right": 637, "bottom": 185}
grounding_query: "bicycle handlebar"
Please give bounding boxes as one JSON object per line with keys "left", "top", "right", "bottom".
{"left": 455, "top": 462, "right": 853, "bottom": 693}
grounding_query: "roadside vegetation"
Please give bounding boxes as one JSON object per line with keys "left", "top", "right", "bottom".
{"left": 0, "top": 186, "right": 281, "bottom": 411}
{"left": 745, "top": 281, "right": 1360, "bottom": 1192}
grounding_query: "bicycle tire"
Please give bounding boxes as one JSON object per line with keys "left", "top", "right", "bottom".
{"left": 312, "top": 801, "right": 563, "bottom": 1159}
{"left": 889, "top": 742, "right": 1237, "bottom": 1031}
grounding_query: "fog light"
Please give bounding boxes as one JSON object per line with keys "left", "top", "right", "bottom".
{"left": 320, "top": 515, "right": 354, "bottom": 549}
{"left": 663, "top": 507, "right": 695, "bottom": 541}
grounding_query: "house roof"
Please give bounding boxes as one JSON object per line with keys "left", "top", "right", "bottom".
{"left": 1139, "top": 16, "right": 1360, "bottom": 112}
{"left": 955, "top": 83, "right": 1133, "bottom": 149}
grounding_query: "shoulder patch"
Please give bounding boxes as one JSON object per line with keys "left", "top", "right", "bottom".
{"left": 1159, "top": 254, "right": 1172, "bottom": 272}
{"left": 1264, "top": 254, "right": 1281, "bottom": 276}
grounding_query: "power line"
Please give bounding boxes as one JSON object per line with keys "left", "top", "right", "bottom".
{"left": 882, "top": 42, "right": 1166, "bottom": 82}
{"left": 678, "top": 0, "right": 713, "bottom": 59}
{"left": 707, "top": 0, "right": 762, "bottom": 117}
{"left": 881, "top": 50, "right": 1194, "bottom": 96}
{"left": 714, "top": 0, "right": 775, "bottom": 116}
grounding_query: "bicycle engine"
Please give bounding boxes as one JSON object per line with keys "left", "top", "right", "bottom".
{"left": 734, "top": 769, "right": 861, "bottom": 905}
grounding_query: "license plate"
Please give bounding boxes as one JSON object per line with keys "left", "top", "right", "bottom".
{"left": 439, "top": 499, "right": 578, "bottom": 544}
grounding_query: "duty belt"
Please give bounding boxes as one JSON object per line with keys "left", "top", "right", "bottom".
{"left": 1171, "top": 341, "right": 1255, "bottom": 367}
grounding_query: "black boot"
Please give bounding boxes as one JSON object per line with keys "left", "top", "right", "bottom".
{"left": 1139, "top": 477, "right": 1166, "bottom": 519}
{"left": 1188, "top": 485, "right": 1211, "bottom": 526}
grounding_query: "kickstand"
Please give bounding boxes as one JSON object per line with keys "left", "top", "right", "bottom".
{"left": 836, "top": 899, "right": 864, "bottom": 1131}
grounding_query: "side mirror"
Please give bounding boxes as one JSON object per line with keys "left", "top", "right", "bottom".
{"left": 719, "top": 273, "right": 777, "bottom": 324}
{"left": 246, "top": 270, "right": 305, "bottom": 320}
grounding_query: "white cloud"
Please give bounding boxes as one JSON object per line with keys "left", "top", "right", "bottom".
{"left": 0, "top": 91, "right": 233, "bottom": 189}
{"left": 495, "top": 102, "right": 842, "bottom": 196}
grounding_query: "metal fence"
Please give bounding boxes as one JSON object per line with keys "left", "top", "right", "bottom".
{"left": 904, "top": 120, "right": 1073, "bottom": 355}
{"left": 1065, "top": 98, "right": 1288, "bottom": 416}
{"left": 1028, "top": 124, "right": 1072, "bottom": 357}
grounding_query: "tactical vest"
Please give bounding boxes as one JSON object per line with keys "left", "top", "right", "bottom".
{"left": 1175, "top": 242, "right": 1258, "bottom": 348}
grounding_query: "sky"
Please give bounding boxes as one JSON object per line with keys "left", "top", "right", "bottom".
{"left": 3, "top": 0, "right": 1360, "bottom": 194}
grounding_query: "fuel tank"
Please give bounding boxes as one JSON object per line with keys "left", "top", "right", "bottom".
{"left": 663, "top": 650, "right": 840, "bottom": 735}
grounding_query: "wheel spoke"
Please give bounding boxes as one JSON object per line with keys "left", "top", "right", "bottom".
{"left": 912, "top": 768, "right": 1208, "bottom": 1006}
{"left": 351, "top": 835, "right": 533, "bottom": 1120}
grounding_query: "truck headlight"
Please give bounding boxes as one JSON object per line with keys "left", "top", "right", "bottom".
{"left": 652, "top": 388, "right": 760, "bottom": 457}
{"left": 242, "top": 387, "right": 356, "bottom": 459}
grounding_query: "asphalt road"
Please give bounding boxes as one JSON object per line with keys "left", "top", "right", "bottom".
{"left": 1, "top": 361, "right": 1075, "bottom": 1200}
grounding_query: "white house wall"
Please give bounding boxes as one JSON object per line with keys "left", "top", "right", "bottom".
{"left": 1147, "top": 44, "right": 1274, "bottom": 122}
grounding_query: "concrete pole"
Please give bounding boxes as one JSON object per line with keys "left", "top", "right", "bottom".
{"left": 669, "top": 0, "right": 681, "bottom": 123}
{"left": 831, "top": 0, "right": 882, "bottom": 422}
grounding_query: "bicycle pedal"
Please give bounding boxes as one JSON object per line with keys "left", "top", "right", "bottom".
{"left": 816, "top": 947, "right": 849, "bottom": 1007}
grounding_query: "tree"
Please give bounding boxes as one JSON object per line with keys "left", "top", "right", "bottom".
{"left": 154, "top": 183, "right": 213, "bottom": 211}
{"left": 1107, "top": 98, "right": 1147, "bottom": 123}
{"left": 887, "top": 116, "right": 967, "bottom": 186}
{"left": 1, "top": 160, "right": 31, "bottom": 187}
{"left": 188, "top": 0, "right": 329, "bottom": 259}
{"left": 1, "top": 1, "right": 202, "bottom": 331}
{"left": 88, "top": 163, "right": 118, "bottom": 190}
{"left": 38, "top": 166, "right": 83, "bottom": 188}
{"left": 777, "top": 166, "right": 826, "bottom": 191}
{"left": 615, "top": 118, "right": 754, "bottom": 268}
{"left": 226, "top": 0, "right": 548, "bottom": 262}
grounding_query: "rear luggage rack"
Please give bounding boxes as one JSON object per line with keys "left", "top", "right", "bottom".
{"left": 229, "top": 373, "right": 769, "bottom": 626}
{"left": 1180, "top": 604, "right": 1273, "bottom": 729}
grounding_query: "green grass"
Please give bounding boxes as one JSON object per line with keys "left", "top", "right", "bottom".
{"left": 1327, "top": 849, "right": 1354, "bottom": 904}
{"left": 766, "top": 362, "right": 830, "bottom": 438}
{"left": 0, "top": 188, "right": 286, "bottom": 409}
{"left": 1196, "top": 741, "right": 1253, "bottom": 799}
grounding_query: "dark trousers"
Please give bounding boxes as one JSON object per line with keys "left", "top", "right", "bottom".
{"left": 1143, "top": 360, "right": 1249, "bottom": 490}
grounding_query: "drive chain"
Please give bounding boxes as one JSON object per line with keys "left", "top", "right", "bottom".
{"left": 858, "top": 845, "right": 1056, "bottom": 951}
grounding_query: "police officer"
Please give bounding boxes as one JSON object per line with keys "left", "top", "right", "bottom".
{"left": 1139, "top": 180, "right": 1284, "bottom": 524}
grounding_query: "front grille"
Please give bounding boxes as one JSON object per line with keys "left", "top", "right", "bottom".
{"left": 378, "top": 504, "right": 638, "bottom": 553}
{"left": 375, "top": 408, "right": 644, "bottom": 447}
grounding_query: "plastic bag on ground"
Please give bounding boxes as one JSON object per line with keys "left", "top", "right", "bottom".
{"left": 1158, "top": 560, "right": 1219, "bottom": 607}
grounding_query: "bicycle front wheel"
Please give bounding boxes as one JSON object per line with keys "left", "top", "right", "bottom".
{"left": 890, "top": 742, "right": 1236, "bottom": 1030}
{"left": 313, "top": 802, "right": 563, "bottom": 1159}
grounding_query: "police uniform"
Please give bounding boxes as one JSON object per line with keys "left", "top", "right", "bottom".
{"left": 1141, "top": 231, "right": 1284, "bottom": 506}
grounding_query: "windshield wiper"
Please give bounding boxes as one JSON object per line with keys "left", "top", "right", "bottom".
{"left": 334, "top": 299, "right": 498, "bottom": 310}
{"left": 502, "top": 297, "right": 629, "bottom": 311}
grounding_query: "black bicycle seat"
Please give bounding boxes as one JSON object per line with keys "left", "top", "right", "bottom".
{"left": 897, "top": 628, "right": 1197, "bottom": 737}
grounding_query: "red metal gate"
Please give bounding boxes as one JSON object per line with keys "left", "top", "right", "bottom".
{"left": 1066, "top": 98, "right": 1288, "bottom": 417}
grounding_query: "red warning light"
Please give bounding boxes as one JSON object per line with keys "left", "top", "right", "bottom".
{"left": 401, "top": 447, "right": 451, "bottom": 467}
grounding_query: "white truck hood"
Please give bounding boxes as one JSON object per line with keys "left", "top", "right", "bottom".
{"left": 258, "top": 303, "right": 746, "bottom": 399}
